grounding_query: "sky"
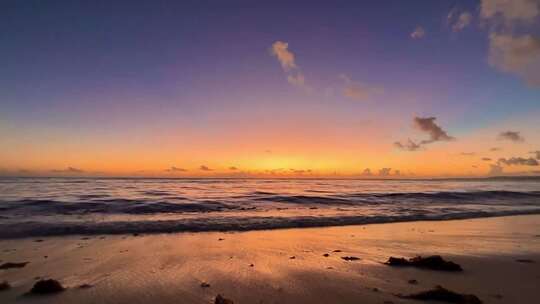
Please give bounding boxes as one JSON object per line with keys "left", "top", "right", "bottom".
{"left": 1, "top": 0, "right": 540, "bottom": 178}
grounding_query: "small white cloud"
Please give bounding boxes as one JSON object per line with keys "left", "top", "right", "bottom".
{"left": 270, "top": 41, "right": 310, "bottom": 91}
{"left": 270, "top": 41, "right": 297, "bottom": 71}
{"left": 451, "top": 11, "right": 473, "bottom": 32}
{"left": 410, "top": 26, "right": 425, "bottom": 39}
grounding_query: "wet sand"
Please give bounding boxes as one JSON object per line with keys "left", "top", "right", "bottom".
{"left": 1, "top": 215, "right": 539, "bottom": 303}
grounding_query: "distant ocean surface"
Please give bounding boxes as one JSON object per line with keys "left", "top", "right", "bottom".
{"left": 1, "top": 177, "right": 540, "bottom": 238}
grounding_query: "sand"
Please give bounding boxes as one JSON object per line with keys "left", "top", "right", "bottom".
{"left": 1, "top": 215, "right": 539, "bottom": 303}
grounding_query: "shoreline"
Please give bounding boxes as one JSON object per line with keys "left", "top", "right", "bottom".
{"left": 2, "top": 209, "right": 540, "bottom": 239}
{"left": 1, "top": 214, "right": 539, "bottom": 303}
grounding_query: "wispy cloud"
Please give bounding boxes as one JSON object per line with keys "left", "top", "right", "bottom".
{"left": 498, "top": 157, "right": 539, "bottom": 166}
{"left": 448, "top": 9, "right": 473, "bottom": 32}
{"left": 530, "top": 150, "right": 540, "bottom": 159}
{"left": 199, "top": 165, "right": 213, "bottom": 171}
{"left": 270, "top": 41, "right": 309, "bottom": 91}
{"left": 271, "top": 41, "right": 297, "bottom": 71}
{"left": 410, "top": 26, "right": 425, "bottom": 39}
{"left": 165, "top": 166, "right": 187, "bottom": 172}
{"left": 394, "top": 139, "right": 421, "bottom": 151}
{"left": 498, "top": 130, "right": 524, "bottom": 142}
{"left": 52, "top": 167, "right": 84, "bottom": 173}
{"left": 482, "top": 157, "right": 492, "bottom": 161}
{"left": 290, "top": 169, "right": 312, "bottom": 175}
{"left": 229, "top": 166, "right": 238, "bottom": 171}
{"left": 339, "top": 74, "right": 383, "bottom": 101}
{"left": 460, "top": 152, "right": 476, "bottom": 156}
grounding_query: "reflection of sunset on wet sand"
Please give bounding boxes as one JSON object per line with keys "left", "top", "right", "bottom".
{"left": 1, "top": 216, "right": 539, "bottom": 303}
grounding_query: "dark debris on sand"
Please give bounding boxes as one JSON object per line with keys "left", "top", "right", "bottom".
{"left": 397, "top": 286, "right": 482, "bottom": 304}
{"left": 78, "top": 284, "right": 93, "bottom": 289}
{"left": 408, "top": 279, "right": 419, "bottom": 285}
{"left": 0, "top": 262, "right": 29, "bottom": 270}
{"left": 385, "top": 255, "right": 462, "bottom": 271}
{"left": 341, "top": 256, "right": 361, "bottom": 261}
{"left": 215, "top": 294, "right": 234, "bottom": 304}
{"left": 515, "top": 259, "right": 534, "bottom": 263}
{"left": 200, "top": 282, "right": 211, "bottom": 288}
{"left": 29, "top": 279, "right": 65, "bottom": 294}
{"left": 0, "top": 281, "right": 11, "bottom": 291}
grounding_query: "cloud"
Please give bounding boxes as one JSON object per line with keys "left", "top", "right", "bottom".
{"left": 488, "top": 33, "right": 540, "bottom": 86}
{"left": 482, "top": 157, "right": 493, "bottom": 161}
{"left": 498, "top": 130, "right": 525, "bottom": 142}
{"left": 530, "top": 151, "right": 540, "bottom": 159}
{"left": 52, "top": 167, "right": 84, "bottom": 173}
{"left": 480, "top": 0, "right": 540, "bottom": 86}
{"left": 378, "top": 168, "right": 392, "bottom": 176}
{"left": 498, "top": 157, "right": 539, "bottom": 166}
{"left": 362, "top": 168, "right": 372, "bottom": 176}
{"left": 394, "top": 139, "right": 421, "bottom": 151}
{"left": 410, "top": 26, "right": 425, "bottom": 39}
{"left": 448, "top": 10, "right": 473, "bottom": 32}
{"left": 488, "top": 163, "right": 504, "bottom": 175}
{"left": 480, "top": 0, "right": 539, "bottom": 25}
{"left": 270, "top": 41, "right": 297, "bottom": 71}
{"left": 165, "top": 166, "right": 187, "bottom": 172}
{"left": 270, "top": 41, "right": 310, "bottom": 91}
{"left": 339, "top": 74, "right": 383, "bottom": 101}
{"left": 199, "top": 165, "right": 213, "bottom": 171}
{"left": 394, "top": 117, "right": 454, "bottom": 152}
{"left": 490, "top": 147, "right": 502, "bottom": 151}
{"left": 460, "top": 152, "right": 476, "bottom": 156}
{"left": 414, "top": 117, "right": 454, "bottom": 144}
{"left": 287, "top": 73, "right": 305, "bottom": 87}
{"left": 290, "top": 169, "right": 312, "bottom": 175}
{"left": 229, "top": 166, "right": 238, "bottom": 170}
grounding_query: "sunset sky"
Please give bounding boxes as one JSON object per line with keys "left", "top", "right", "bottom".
{"left": 1, "top": 0, "right": 540, "bottom": 178}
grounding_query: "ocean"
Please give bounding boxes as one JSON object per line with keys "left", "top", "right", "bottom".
{"left": 1, "top": 177, "right": 540, "bottom": 238}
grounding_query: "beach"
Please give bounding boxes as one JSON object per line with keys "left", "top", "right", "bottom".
{"left": 1, "top": 214, "right": 539, "bottom": 303}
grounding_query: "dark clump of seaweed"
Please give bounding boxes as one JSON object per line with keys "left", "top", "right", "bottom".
{"left": 385, "top": 255, "right": 462, "bottom": 271}
{"left": 0, "top": 262, "right": 29, "bottom": 270}
{"left": 397, "top": 286, "right": 482, "bottom": 304}
{"left": 29, "top": 279, "right": 65, "bottom": 294}
{"left": 215, "top": 294, "right": 234, "bottom": 304}
{"left": 0, "top": 281, "right": 11, "bottom": 291}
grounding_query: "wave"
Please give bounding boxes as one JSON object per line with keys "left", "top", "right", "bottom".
{"left": 255, "top": 191, "right": 540, "bottom": 205}
{"left": 1, "top": 209, "right": 539, "bottom": 238}
{"left": 0, "top": 199, "right": 239, "bottom": 215}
